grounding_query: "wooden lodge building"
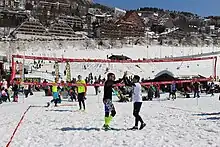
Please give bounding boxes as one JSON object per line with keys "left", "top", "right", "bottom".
{"left": 95, "top": 11, "right": 145, "bottom": 39}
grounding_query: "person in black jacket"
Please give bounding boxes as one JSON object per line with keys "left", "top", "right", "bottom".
{"left": 103, "top": 73, "right": 124, "bottom": 130}
{"left": 12, "top": 80, "right": 19, "bottom": 102}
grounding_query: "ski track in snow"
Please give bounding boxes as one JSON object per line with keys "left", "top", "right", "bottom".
{"left": 0, "top": 88, "right": 220, "bottom": 147}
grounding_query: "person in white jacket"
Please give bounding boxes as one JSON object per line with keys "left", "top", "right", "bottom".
{"left": 124, "top": 72, "right": 146, "bottom": 130}
{"left": 2, "top": 79, "right": 8, "bottom": 89}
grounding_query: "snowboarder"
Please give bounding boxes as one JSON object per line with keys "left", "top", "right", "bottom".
{"left": 124, "top": 72, "right": 146, "bottom": 130}
{"left": 102, "top": 73, "right": 124, "bottom": 130}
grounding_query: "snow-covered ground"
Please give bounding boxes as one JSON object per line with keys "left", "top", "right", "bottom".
{"left": 1, "top": 41, "right": 220, "bottom": 146}
{"left": 1, "top": 87, "right": 220, "bottom": 147}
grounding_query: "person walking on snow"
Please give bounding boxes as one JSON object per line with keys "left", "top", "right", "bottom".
{"left": 102, "top": 73, "right": 124, "bottom": 130}
{"left": 123, "top": 72, "right": 146, "bottom": 130}
{"left": 76, "top": 75, "right": 87, "bottom": 111}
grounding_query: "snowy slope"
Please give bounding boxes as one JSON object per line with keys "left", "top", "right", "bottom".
{"left": 1, "top": 88, "right": 220, "bottom": 147}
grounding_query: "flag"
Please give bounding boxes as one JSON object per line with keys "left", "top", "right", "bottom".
{"left": 66, "top": 62, "right": 71, "bottom": 82}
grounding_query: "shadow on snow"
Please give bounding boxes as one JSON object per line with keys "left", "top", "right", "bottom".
{"left": 46, "top": 109, "right": 73, "bottom": 112}
{"left": 60, "top": 127, "right": 127, "bottom": 131}
{"left": 193, "top": 112, "right": 220, "bottom": 116}
{"left": 61, "top": 127, "right": 100, "bottom": 131}
{"left": 200, "top": 117, "right": 220, "bottom": 121}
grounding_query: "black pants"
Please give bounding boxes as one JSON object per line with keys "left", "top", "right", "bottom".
{"left": 78, "top": 93, "right": 85, "bottom": 110}
{"left": 13, "top": 91, "right": 18, "bottom": 102}
{"left": 95, "top": 87, "right": 99, "bottom": 95}
{"left": 133, "top": 102, "right": 144, "bottom": 126}
{"left": 194, "top": 90, "right": 200, "bottom": 98}
{"left": 24, "top": 90, "right": 29, "bottom": 98}
{"left": 169, "top": 91, "right": 176, "bottom": 99}
{"left": 51, "top": 99, "right": 59, "bottom": 106}
{"left": 210, "top": 89, "right": 214, "bottom": 96}
{"left": 44, "top": 89, "right": 48, "bottom": 96}
{"left": 70, "top": 93, "right": 76, "bottom": 101}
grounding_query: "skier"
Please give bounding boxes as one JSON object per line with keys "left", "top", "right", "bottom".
{"left": 76, "top": 75, "right": 87, "bottom": 111}
{"left": 124, "top": 72, "right": 146, "bottom": 130}
{"left": 102, "top": 73, "right": 124, "bottom": 130}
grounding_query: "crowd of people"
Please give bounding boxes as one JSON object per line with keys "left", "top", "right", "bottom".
{"left": 0, "top": 79, "right": 34, "bottom": 104}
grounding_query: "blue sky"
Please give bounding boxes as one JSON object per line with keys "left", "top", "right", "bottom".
{"left": 94, "top": 0, "right": 220, "bottom": 16}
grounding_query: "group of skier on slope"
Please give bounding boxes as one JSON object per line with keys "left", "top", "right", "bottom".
{"left": 48, "top": 71, "right": 146, "bottom": 130}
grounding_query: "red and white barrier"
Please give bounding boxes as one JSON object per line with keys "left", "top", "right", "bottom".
{"left": 12, "top": 78, "right": 212, "bottom": 87}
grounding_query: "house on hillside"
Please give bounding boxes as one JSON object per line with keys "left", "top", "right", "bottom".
{"left": 86, "top": 8, "right": 112, "bottom": 37}
{"left": 10, "top": 18, "right": 81, "bottom": 39}
{"left": 114, "top": 7, "right": 126, "bottom": 19}
{"left": 158, "top": 14, "right": 174, "bottom": 29}
{"left": 173, "top": 15, "right": 198, "bottom": 33}
{"left": 47, "top": 20, "right": 78, "bottom": 38}
{"left": 58, "top": 15, "right": 83, "bottom": 31}
{"left": 0, "top": 10, "right": 28, "bottom": 37}
{"left": 11, "top": 18, "right": 49, "bottom": 39}
{"left": 159, "top": 27, "right": 187, "bottom": 46}
{"left": 137, "top": 11, "right": 159, "bottom": 27}
{"left": 95, "top": 11, "right": 145, "bottom": 38}
{"left": 0, "top": 0, "right": 21, "bottom": 9}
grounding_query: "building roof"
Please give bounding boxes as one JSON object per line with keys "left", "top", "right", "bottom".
{"left": 13, "top": 18, "right": 47, "bottom": 36}
{"left": 119, "top": 11, "right": 145, "bottom": 28}
{"left": 48, "top": 20, "right": 77, "bottom": 37}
